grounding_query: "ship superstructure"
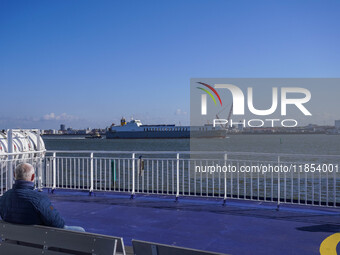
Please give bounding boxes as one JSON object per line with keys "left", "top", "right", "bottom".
{"left": 106, "top": 118, "right": 227, "bottom": 139}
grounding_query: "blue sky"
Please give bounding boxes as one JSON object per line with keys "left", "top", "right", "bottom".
{"left": 1, "top": 0, "right": 339, "bottom": 129}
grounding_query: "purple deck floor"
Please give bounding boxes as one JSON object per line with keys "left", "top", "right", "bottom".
{"left": 46, "top": 189, "right": 340, "bottom": 255}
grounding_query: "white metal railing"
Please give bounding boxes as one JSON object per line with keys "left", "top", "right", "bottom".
{"left": 40, "top": 150, "right": 340, "bottom": 208}
{"left": 1, "top": 150, "right": 339, "bottom": 208}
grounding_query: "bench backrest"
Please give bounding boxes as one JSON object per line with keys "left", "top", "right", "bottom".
{"left": 0, "top": 221, "right": 126, "bottom": 255}
{"left": 132, "top": 240, "right": 227, "bottom": 255}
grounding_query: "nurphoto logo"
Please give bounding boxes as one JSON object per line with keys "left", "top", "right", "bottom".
{"left": 196, "top": 80, "right": 312, "bottom": 128}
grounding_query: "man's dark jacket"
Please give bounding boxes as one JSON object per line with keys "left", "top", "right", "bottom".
{"left": 0, "top": 180, "right": 65, "bottom": 228}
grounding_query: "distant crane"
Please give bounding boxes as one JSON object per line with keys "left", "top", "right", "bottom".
{"left": 215, "top": 103, "right": 233, "bottom": 130}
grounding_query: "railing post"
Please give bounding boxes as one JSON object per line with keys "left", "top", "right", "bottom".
{"left": 7, "top": 129, "right": 13, "bottom": 191}
{"left": 131, "top": 153, "right": 135, "bottom": 199}
{"left": 223, "top": 153, "right": 227, "bottom": 206}
{"left": 333, "top": 167, "right": 336, "bottom": 207}
{"left": 175, "top": 153, "right": 180, "bottom": 202}
{"left": 52, "top": 152, "right": 57, "bottom": 193}
{"left": 37, "top": 129, "right": 43, "bottom": 191}
{"left": 277, "top": 156, "right": 280, "bottom": 210}
{"left": 89, "top": 153, "right": 94, "bottom": 195}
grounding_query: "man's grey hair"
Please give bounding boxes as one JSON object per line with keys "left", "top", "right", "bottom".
{"left": 15, "top": 163, "right": 35, "bottom": 181}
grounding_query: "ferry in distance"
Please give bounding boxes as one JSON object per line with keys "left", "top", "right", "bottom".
{"left": 105, "top": 118, "right": 227, "bottom": 139}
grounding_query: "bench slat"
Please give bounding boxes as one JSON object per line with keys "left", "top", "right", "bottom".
{"left": 45, "top": 228, "right": 125, "bottom": 254}
{"left": 0, "top": 242, "right": 41, "bottom": 255}
{"left": 0, "top": 221, "right": 126, "bottom": 255}
{"left": 0, "top": 242, "right": 68, "bottom": 255}
{"left": 0, "top": 223, "right": 47, "bottom": 245}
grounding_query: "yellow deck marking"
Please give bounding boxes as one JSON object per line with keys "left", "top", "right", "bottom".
{"left": 320, "top": 233, "right": 340, "bottom": 255}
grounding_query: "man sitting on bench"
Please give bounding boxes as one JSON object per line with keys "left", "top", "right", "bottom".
{"left": 0, "top": 163, "right": 85, "bottom": 232}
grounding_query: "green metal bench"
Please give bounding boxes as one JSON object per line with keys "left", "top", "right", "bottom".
{"left": 0, "top": 221, "right": 126, "bottom": 255}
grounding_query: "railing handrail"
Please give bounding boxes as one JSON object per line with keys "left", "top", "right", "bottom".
{"left": 0, "top": 150, "right": 46, "bottom": 156}
{"left": 43, "top": 150, "right": 340, "bottom": 159}
{"left": 46, "top": 150, "right": 340, "bottom": 158}
{"left": 2, "top": 148, "right": 338, "bottom": 159}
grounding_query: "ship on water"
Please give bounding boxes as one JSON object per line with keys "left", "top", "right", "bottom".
{"left": 106, "top": 118, "right": 227, "bottom": 139}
